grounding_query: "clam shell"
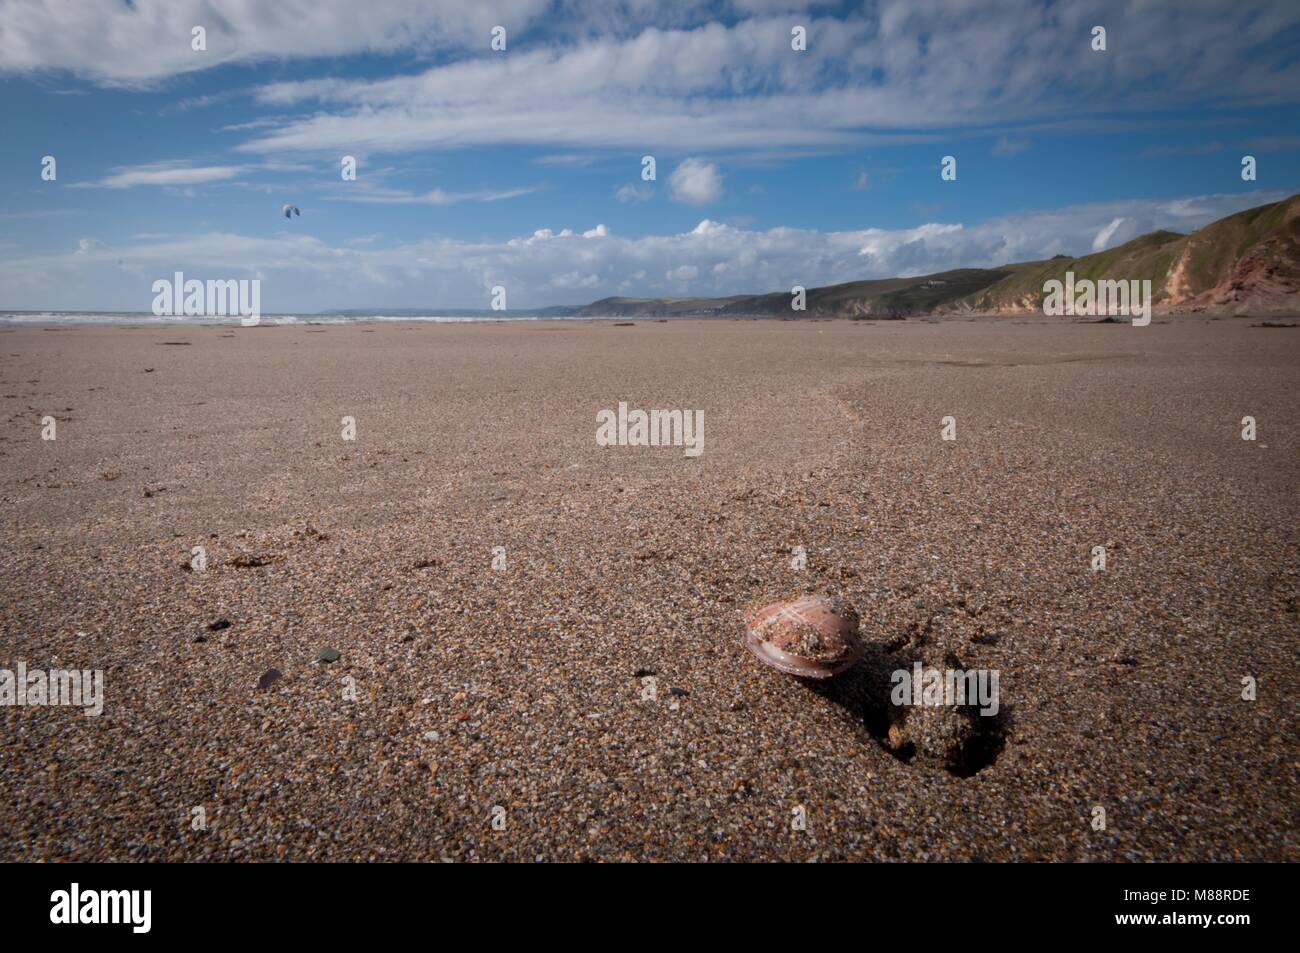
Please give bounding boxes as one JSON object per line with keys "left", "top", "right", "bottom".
{"left": 742, "top": 595, "right": 863, "bottom": 679}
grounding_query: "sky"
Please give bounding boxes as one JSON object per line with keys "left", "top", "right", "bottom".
{"left": 1, "top": 0, "right": 1299, "bottom": 313}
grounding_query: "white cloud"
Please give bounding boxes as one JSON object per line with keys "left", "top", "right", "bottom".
{"left": 217, "top": 3, "right": 1300, "bottom": 157}
{"left": 331, "top": 185, "right": 537, "bottom": 206}
{"left": 669, "top": 159, "right": 723, "bottom": 205}
{"left": 0, "top": 0, "right": 552, "bottom": 86}
{"left": 549, "top": 271, "right": 599, "bottom": 289}
{"left": 1, "top": 191, "right": 1285, "bottom": 313}
{"left": 73, "top": 162, "right": 244, "bottom": 189}
{"left": 1091, "top": 217, "right": 1127, "bottom": 252}
{"left": 616, "top": 184, "right": 654, "bottom": 203}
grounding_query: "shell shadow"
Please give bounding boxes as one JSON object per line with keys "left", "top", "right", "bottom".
{"left": 803, "top": 641, "right": 1012, "bottom": 777}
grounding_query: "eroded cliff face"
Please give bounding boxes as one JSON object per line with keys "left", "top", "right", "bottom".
{"left": 1170, "top": 200, "right": 1300, "bottom": 314}
{"left": 1163, "top": 245, "right": 1194, "bottom": 306}
{"left": 941, "top": 195, "right": 1300, "bottom": 317}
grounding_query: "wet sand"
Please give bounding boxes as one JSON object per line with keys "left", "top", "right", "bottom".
{"left": 0, "top": 316, "right": 1296, "bottom": 861}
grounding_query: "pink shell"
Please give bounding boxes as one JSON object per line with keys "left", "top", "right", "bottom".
{"left": 742, "top": 595, "right": 863, "bottom": 679}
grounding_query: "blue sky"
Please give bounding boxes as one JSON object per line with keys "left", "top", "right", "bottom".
{"left": 2, "top": 0, "right": 1299, "bottom": 312}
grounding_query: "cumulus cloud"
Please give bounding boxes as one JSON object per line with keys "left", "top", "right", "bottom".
{"left": 669, "top": 159, "right": 723, "bottom": 205}
{"left": 1, "top": 191, "right": 1285, "bottom": 313}
{"left": 549, "top": 271, "right": 599, "bottom": 289}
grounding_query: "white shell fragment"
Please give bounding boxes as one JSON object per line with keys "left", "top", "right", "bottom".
{"left": 742, "top": 595, "right": 864, "bottom": 679}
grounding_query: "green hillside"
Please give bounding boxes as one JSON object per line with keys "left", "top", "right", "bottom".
{"left": 953, "top": 231, "right": 1185, "bottom": 312}
{"left": 947, "top": 194, "right": 1300, "bottom": 313}
{"left": 716, "top": 268, "right": 1019, "bottom": 317}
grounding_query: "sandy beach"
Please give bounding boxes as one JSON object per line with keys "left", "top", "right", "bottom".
{"left": 0, "top": 316, "right": 1296, "bottom": 861}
